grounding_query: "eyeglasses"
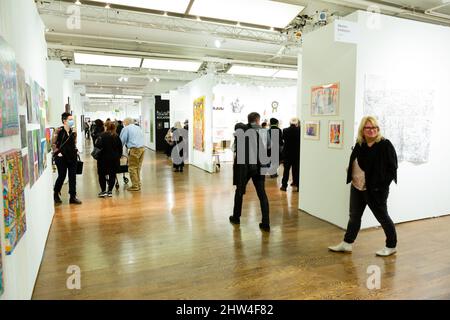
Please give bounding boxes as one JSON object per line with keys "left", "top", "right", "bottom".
{"left": 363, "top": 126, "right": 379, "bottom": 131}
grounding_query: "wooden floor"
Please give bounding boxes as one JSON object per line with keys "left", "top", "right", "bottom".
{"left": 32, "top": 140, "right": 450, "bottom": 300}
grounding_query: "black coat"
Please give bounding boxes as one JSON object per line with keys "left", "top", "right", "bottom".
{"left": 346, "top": 138, "right": 398, "bottom": 191}
{"left": 282, "top": 125, "right": 300, "bottom": 161}
{"left": 53, "top": 126, "right": 78, "bottom": 163}
{"left": 95, "top": 132, "right": 123, "bottom": 171}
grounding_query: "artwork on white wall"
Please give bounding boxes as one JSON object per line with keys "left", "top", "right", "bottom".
{"left": 231, "top": 98, "right": 245, "bottom": 114}
{"left": 363, "top": 74, "right": 434, "bottom": 163}
{"left": 328, "top": 120, "right": 343, "bottom": 148}
{"left": 311, "top": 83, "right": 339, "bottom": 116}
{"left": 304, "top": 121, "right": 320, "bottom": 140}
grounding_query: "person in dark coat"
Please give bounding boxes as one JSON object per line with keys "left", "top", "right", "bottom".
{"left": 116, "top": 120, "right": 124, "bottom": 136}
{"left": 52, "top": 112, "right": 82, "bottom": 205}
{"left": 95, "top": 122, "right": 123, "bottom": 197}
{"left": 268, "top": 117, "right": 284, "bottom": 178}
{"left": 91, "top": 119, "right": 104, "bottom": 143}
{"left": 230, "top": 113, "right": 270, "bottom": 232}
{"left": 280, "top": 117, "right": 300, "bottom": 192}
{"left": 329, "top": 116, "right": 398, "bottom": 257}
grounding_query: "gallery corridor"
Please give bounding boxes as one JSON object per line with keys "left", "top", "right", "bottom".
{"left": 31, "top": 143, "right": 450, "bottom": 300}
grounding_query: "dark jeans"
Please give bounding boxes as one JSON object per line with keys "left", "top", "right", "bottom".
{"left": 233, "top": 174, "right": 270, "bottom": 225}
{"left": 282, "top": 158, "right": 299, "bottom": 187}
{"left": 54, "top": 156, "right": 77, "bottom": 196}
{"left": 344, "top": 185, "right": 397, "bottom": 248}
{"left": 98, "top": 166, "right": 116, "bottom": 192}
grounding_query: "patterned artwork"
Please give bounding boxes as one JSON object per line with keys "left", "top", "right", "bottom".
{"left": 1, "top": 149, "right": 27, "bottom": 255}
{"left": 304, "top": 121, "right": 320, "bottom": 140}
{"left": 363, "top": 74, "right": 435, "bottom": 163}
{"left": 40, "top": 140, "right": 47, "bottom": 170}
{"left": 22, "top": 154, "right": 29, "bottom": 187}
{"left": 0, "top": 235, "right": 3, "bottom": 296}
{"left": 16, "top": 64, "right": 26, "bottom": 106}
{"left": 31, "top": 80, "right": 41, "bottom": 125}
{"left": 0, "top": 36, "right": 19, "bottom": 137}
{"left": 34, "top": 130, "right": 43, "bottom": 176}
{"left": 45, "top": 128, "right": 52, "bottom": 153}
{"left": 311, "top": 83, "right": 340, "bottom": 116}
{"left": 25, "top": 83, "right": 34, "bottom": 124}
{"left": 193, "top": 96, "right": 205, "bottom": 152}
{"left": 19, "top": 115, "right": 27, "bottom": 148}
{"left": 27, "top": 130, "right": 38, "bottom": 187}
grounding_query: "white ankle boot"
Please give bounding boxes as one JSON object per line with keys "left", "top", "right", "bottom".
{"left": 376, "top": 247, "right": 397, "bottom": 257}
{"left": 328, "top": 241, "right": 353, "bottom": 253}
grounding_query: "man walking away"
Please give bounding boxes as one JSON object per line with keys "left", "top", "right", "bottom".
{"left": 120, "top": 118, "right": 145, "bottom": 191}
{"left": 230, "top": 112, "right": 271, "bottom": 232}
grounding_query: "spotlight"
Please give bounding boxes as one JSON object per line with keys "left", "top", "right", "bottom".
{"left": 214, "top": 39, "right": 222, "bottom": 48}
{"left": 75, "top": 0, "right": 81, "bottom": 5}
{"left": 105, "top": 3, "right": 110, "bottom": 9}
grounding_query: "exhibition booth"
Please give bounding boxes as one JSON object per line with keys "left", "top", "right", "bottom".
{"left": 168, "top": 75, "right": 298, "bottom": 172}
{"left": 299, "top": 10, "right": 450, "bottom": 229}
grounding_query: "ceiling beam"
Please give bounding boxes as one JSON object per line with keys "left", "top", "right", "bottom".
{"left": 185, "top": 0, "right": 196, "bottom": 15}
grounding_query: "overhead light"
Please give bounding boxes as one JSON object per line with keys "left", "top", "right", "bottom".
{"left": 273, "top": 69, "right": 298, "bottom": 79}
{"left": 118, "top": 76, "right": 129, "bottom": 82}
{"left": 227, "top": 65, "right": 278, "bottom": 77}
{"left": 163, "top": 12, "right": 168, "bottom": 16}
{"left": 214, "top": 39, "right": 222, "bottom": 48}
{"left": 86, "top": 93, "right": 114, "bottom": 98}
{"left": 75, "top": 0, "right": 81, "bottom": 5}
{"left": 89, "top": 0, "right": 190, "bottom": 13}
{"left": 142, "top": 58, "right": 201, "bottom": 72}
{"left": 196, "top": 16, "right": 202, "bottom": 21}
{"left": 74, "top": 52, "right": 142, "bottom": 68}
{"left": 105, "top": 3, "right": 110, "bottom": 9}
{"left": 115, "top": 95, "right": 142, "bottom": 99}
{"left": 190, "top": 0, "right": 304, "bottom": 28}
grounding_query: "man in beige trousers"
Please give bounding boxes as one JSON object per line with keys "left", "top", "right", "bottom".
{"left": 120, "top": 118, "right": 145, "bottom": 191}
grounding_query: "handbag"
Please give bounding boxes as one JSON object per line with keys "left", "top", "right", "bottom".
{"left": 90, "top": 146, "right": 102, "bottom": 160}
{"left": 76, "top": 155, "right": 83, "bottom": 175}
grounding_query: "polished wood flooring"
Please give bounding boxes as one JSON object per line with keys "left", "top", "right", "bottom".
{"left": 32, "top": 141, "right": 450, "bottom": 299}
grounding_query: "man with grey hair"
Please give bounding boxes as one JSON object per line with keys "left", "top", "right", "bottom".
{"left": 280, "top": 117, "right": 301, "bottom": 192}
{"left": 120, "top": 118, "right": 145, "bottom": 191}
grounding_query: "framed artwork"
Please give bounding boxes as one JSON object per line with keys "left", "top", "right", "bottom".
{"left": 1, "top": 149, "right": 27, "bottom": 255}
{"left": 22, "top": 154, "right": 29, "bottom": 187}
{"left": 25, "top": 83, "right": 33, "bottom": 124}
{"left": 45, "top": 128, "right": 52, "bottom": 153}
{"left": 304, "top": 121, "right": 320, "bottom": 140}
{"left": 19, "top": 115, "right": 27, "bottom": 148}
{"left": 27, "top": 131, "right": 35, "bottom": 187}
{"left": 328, "top": 120, "right": 344, "bottom": 149}
{"left": 0, "top": 36, "right": 19, "bottom": 137}
{"left": 193, "top": 96, "right": 205, "bottom": 152}
{"left": 150, "top": 117, "right": 154, "bottom": 143}
{"left": 16, "top": 64, "right": 26, "bottom": 106}
{"left": 311, "top": 82, "right": 340, "bottom": 116}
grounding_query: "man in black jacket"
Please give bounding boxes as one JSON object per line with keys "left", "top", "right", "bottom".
{"left": 230, "top": 112, "right": 270, "bottom": 232}
{"left": 280, "top": 117, "right": 300, "bottom": 192}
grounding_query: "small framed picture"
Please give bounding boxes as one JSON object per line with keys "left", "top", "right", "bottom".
{"left": 328, "top": 120, "right": 344, "bottom": 148}
{"left": 311, "top": 82, "right": 340, "bottom": 116}
{"left": 304, "top": 121, "right": 320, "bottom": 140}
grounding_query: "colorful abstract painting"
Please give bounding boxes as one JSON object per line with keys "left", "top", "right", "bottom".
{"left": 304, "top": 121, "right": 320, "bottom": 140}
{"left": 41, "top": 140, "right": 47, "bottom": 170}
{"left": 22, "top": 154, "right": 29, "bottom": 187}
{"left": 0, "top": 235, "right": 3, "bottom": 296}
{"left": 193, "top": 96, "right": 205, "bottom": 152}
{"left": 19, "top": 115, "right": 27, "bottom": 148}
{"left": 34, "top": 130, "right": 43, "bottom": 177}
{"left": 16, "top": 64, "right": 26, "bottom": 107}
{"left": 311, "top": 83, "right": 340, "bottom": 116}
{"left": 328, "top": 120, "right": 344, "bottom": 149}
{"left": 0, "top": 36, "right": 19, "bottom": 137}
{"left": 25, "top": 83, "right": 35, "bottom": 124}
{"left": 45, "top": 128, "right": 51, "bottom": 153}
{"left": 31, "top": 81, "right": 41, "bottom": 125}
{"left": 1, "top": 149, "right": 27, "bottom": 255}
{"left": 27, "top": 131, "right": 35, "bottom": 187}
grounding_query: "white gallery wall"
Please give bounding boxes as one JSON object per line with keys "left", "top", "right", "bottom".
{"left": 0, "top": 0, "right": 54, "bottom": 299}
{"left": 46, "top": 60, "right": 66, "bottom": 128}
{"left": 141, "top": 95, "right": 156, "bottom": 150}
{"left": 299, "top": 11, "right": 450, "bottom": 229}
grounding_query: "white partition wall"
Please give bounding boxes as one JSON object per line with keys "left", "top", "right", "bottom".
{"left": 299, "top": 11, "right": 450, "bottom": 229}
{"left": 142, "top": 95, "right": 156, "bottom": 150}
{"left": 0, "top": 0, "right": 54, "bottom": 299}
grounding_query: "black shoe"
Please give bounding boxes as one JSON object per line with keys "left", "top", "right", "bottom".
{"left": 69, "top": 196, "right": 82, "bottom": 205}
{"left": 107, "top": 191, "right": 113, "bottom": 197}
{"left": 259, "top": 223, "right": 270, "bottom": 232}
{"left": 54, "top": 192, "right": 62, "bottom": 204}
{"left": 229, "top": 216, "right": 240, "bottom": 225}
{"left": 280, "top": 186, "right": 287, "bottom": 191}
{"left": 98, "top": 191, "right": 107, "bottom": 198}
{"left": 180, "top": 167, "right": 184, "bottom": 172}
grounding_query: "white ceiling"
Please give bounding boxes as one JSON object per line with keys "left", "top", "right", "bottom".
{"left": 37, "top": 0, "right": 450, "bottom": 111}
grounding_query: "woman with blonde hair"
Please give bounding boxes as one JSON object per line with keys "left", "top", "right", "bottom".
{"left": 329, "top": 116, "right": 398, "bottom": 256}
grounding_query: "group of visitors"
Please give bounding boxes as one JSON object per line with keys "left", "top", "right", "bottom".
{"left": 54, "top": 110, "right": 399, "bottom": 257}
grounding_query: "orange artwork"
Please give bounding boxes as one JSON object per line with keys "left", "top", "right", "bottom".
{"left": 193, "top": 96, "right": 205, "bottom": 152}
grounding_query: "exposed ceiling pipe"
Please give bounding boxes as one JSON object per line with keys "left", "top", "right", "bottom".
{"left": 46, "top": 43, "right": 298, "bottom": 69}
{"left": 319, "top": 0, "right": 450, "bottom": 25}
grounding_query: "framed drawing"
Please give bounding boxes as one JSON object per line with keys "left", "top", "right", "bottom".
{"left": 311, "top": 82, "right": 340, "bottom": 116}
{"left": 328, "top": 120, "right": 344, "bottom": 149}
{"left": 304, "top": 121, "right": 320, "bottom": 140}
{"left": 193, "top": 96, "right": 205, "bottom": 152}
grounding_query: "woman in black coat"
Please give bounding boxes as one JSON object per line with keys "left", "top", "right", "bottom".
{"left": 91, "top": 119, "right": 104, "bottom": 143}
{"left": 329, "top": 116, "right": 398, "bottom": 257}
{"left": 95, "top": 122, "right": 123, "bottom": 197}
